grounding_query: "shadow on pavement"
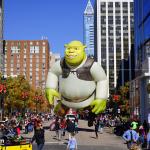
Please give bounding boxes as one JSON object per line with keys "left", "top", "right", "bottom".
{"left": 90, "top": 136, "right": 97, "bottom": 139}
{"left": 43, "top": 126, "right": 50, "bottom": 130}
{"left": 78, "top": 127, "right": 94, "bottom": 132}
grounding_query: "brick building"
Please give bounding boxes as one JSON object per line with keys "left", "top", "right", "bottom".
{"left": 4, "top": 40, "right": 50, "bottom": 89}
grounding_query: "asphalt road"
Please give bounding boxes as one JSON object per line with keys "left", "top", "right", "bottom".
{"left": 32, "top": 143, "right": 127, "bottom": 150}
{"left": 23, "top": 119, "right": 128, "bottom": 150}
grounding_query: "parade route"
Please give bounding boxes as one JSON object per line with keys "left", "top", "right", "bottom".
{"left": 22, "top": 120, "right": 128, "bottom": 150}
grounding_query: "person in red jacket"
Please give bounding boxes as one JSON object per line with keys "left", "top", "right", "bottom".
{"left": 60, "top": 118, "right": 66, "bottom": 136}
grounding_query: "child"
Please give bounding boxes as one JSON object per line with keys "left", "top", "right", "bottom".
{"left": 67, "top": 132, "right": 77, "bottom": 150}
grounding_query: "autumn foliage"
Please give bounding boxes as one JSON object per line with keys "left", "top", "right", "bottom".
{"left": 0, "top": 74, "right": 49, "bottom": 115}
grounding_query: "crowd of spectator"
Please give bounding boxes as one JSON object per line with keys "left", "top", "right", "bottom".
{"left": 0, "top": 111, "right": 150, "bottom": 150}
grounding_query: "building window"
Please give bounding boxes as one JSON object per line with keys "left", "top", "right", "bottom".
{"left": 30, "top": 46, "right": 40, "bottom": 53}
{"left": 36, "top": 76, "right": 39, "bottom": 80}
{"left": 24, "top": 42, "right": 27, "bottom": 48}
{"left": 42, "top": 59, "right": 45, "bottom": 63}
{"left": 17, "top": 42, "right": 20, "bottom": 49}
{"left": 30, "top": 75, "right": 32, "bottom": 80}
{"left": 16, "top": 63, "right": 20, "bottom": 67}
{"left": 5, "top": 48, "right": 7, "bottom": 53}
{"left": 30, "top": 46, "right": 34, "bottom": 53}
{"left": 23, "top": 68, "right": 26, "bottom": 71}
{"left": 42, "top": 63, "right": 45, "bottom": 69}
{"left": 42, "top": 76, "right": 45, "bottom": 80}
{"left": 34, "top": 46, "right": 39, "bottom": 53}
{"left": 36, "top": 64, "right": 39, "bottom": 68}
{"left": 11, "top": 59, "right": 14, "bottom": 63}
{"left": 36, "top": 59, "right": 39, "bottom": 63}
{"left": 43, "top": 47, "right": 45, "bottom": 53}
{"left": 11, "top": 46, "right": 20, "bottom": 53}
{"left": 36, "top": 71, "right": 39, "bottom": 76}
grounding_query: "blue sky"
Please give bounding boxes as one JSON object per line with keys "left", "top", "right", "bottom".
{"left": 4, "top": 0, "right": 95, "bottom": 56}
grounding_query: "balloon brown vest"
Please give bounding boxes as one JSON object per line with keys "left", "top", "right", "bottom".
{"left": 60, "top": 57, "right": 94, "bottom": 81}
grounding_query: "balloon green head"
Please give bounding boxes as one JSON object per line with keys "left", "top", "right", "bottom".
{"left": 64, "top": 40, "right": 86, "bottom": 66}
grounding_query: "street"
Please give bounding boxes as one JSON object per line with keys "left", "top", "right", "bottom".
{"left": 23, "top": 120, "right": 128, "bottom": 150}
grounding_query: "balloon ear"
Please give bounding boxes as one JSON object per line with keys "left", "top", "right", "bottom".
{"left": 83, "top": 45, "right": 87, "bottom": 49}
{"left": 64, "top": 44, "right": 68, "bottom": 48}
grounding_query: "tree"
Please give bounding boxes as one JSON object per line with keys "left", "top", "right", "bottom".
{"left": 4, "top": 75, "right": 31, "bottom": 115}
{"left": 0, "top": 74, "right": 7, "bottom": 119}
{"left": 118, "top": 82, "right": 130, "bottom": 116}
{"left": 3, "top": 75, "right": 49, "bottom": 115}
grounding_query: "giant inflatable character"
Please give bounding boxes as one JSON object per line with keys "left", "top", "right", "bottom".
{"left": 46, "top": 40, "right": 108, "bottom": 116}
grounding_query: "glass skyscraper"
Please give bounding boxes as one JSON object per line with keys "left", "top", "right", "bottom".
{"left": 135, "top": 1, "right": 150, "bottom": 70}
{"left": 84, "top": 0, "right": 94, "bottom": 57}
{"left": 94, "top": 0, "right": 134, "bottom": 94}
{"left": 131, "top": 0, "right": 150, "bottom": 121}
{"left": 0, "top": 0, "right": 4, "bottom": 74}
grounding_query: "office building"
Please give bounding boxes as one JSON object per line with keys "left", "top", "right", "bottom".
{"left": 84, "top": 0, "right": 94, "bottom": 56}
{"left": 94, "top": 0, "right": 134, "bottom": 94}
{"left": 4, "top": 40, "right": 50, "bottom": 89}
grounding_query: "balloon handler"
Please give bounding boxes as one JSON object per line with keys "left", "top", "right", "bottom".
{"left": 46, "top": 40, "right": 108, "bottom": 117}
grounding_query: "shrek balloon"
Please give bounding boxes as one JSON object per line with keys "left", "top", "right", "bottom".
{"left": 46, "top": 40, "right": 108, "bottom": 115}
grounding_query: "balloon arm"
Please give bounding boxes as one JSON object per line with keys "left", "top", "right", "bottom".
{"left": 90, "top": 99, "right": 106, "bottom": 114}
{"left": 46, "top": 61, "right": 62, "bottom": 89}
{"left": 46, "top": 72, "right": 58, "bottom": 89}
{"left": 45, "top": 88, "right": 60, "bottom": 105}
{"left": 90, "top": 62, "right": 108, "bottom": 99}
{"left": 96, "top": 79, "right": 108, "bottom": 99}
